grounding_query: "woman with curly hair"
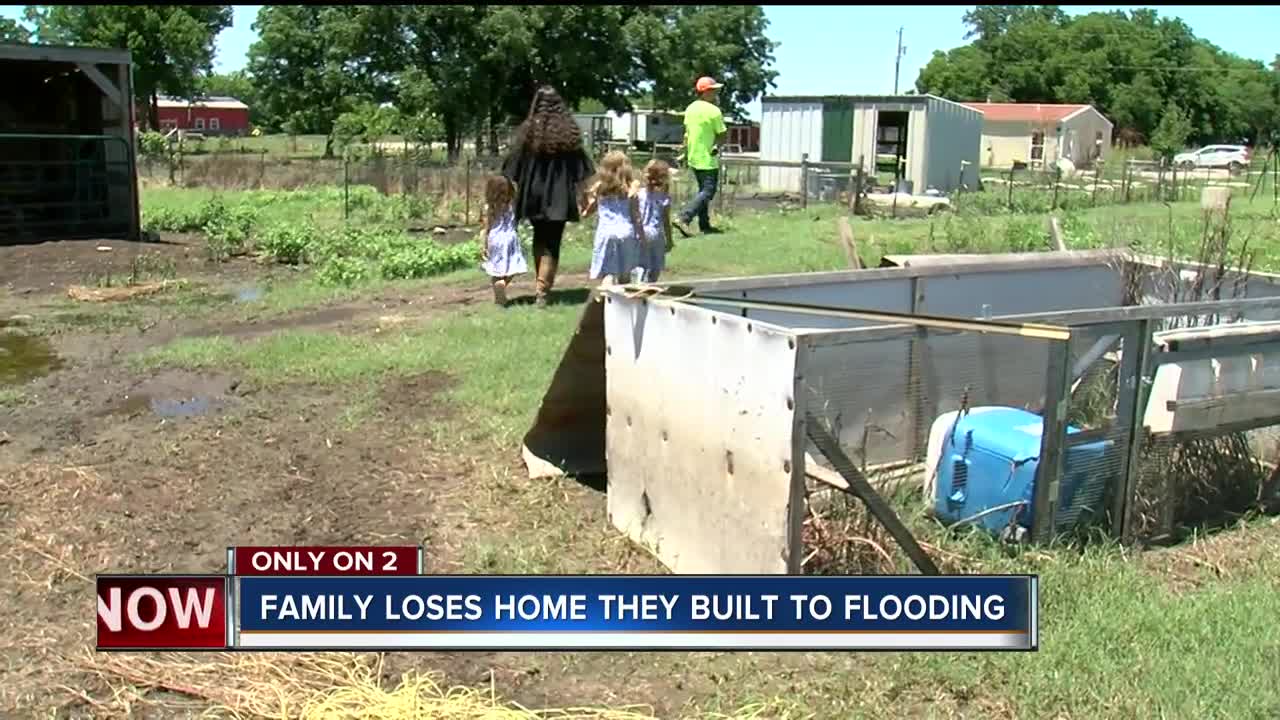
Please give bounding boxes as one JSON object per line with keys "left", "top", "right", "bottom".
{"left": 502, "top": 85, "right": 595, "bottom": 308}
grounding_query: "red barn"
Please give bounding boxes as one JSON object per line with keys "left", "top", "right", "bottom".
{"left": 153, "top": 95, "right": 250, "bottom": 135}
{"left": 726, "top": 121, "right": 759, "bottom": 153}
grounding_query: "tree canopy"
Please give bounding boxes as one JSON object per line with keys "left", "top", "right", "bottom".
{"left": 245, "top": 4, "right": 778, "bottom": 158}
{"left": 915, "top": 6, "right": 1280, "bottom": 148}
{"left": 23, "top": 5, "right": 232, "bottom": 129}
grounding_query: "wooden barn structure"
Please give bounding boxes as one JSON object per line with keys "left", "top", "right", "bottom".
{"left": 0, "top": 42, "right": 139, "bottom": 242}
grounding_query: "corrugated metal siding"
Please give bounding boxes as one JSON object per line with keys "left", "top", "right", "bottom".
{"left": 924, "top": 97, "right": 984, "bottom": 192}
{"left": 852, "top": 107, "right": 877, "bottom": 174}
{"left": 760, "top": 102, "right": 823, "bottom": 193}
{"left": 821, "top": 99, "right": 854, "bottom": 162}
{"left": 907, "top": 107, "right": 927, "bottom": 192}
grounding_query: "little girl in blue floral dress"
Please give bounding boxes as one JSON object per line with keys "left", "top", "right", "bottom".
{"left": 580, "top": 151, "right": 643, "bottom": 285}
{"left": 635, "top": 159, "right": 674, "bottom": 282}
{"left": 480, "top": 175, "right": 528, "bottom": 307}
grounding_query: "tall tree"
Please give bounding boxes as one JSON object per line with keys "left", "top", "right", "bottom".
{"left": 0, "top": 17, "right": 31, "bottom": 43}
{"left": 197, "top": 70, "right": 264, "bottom": 126}
{"left": 247, "top": 5, "right": 377, "bottom": 156}
{"left": 915, "top": 7, "right": 1280, "bottom": 147}
{"left": 631, "top": 5, "right": 778, "bottom": 120}
{"left": 24, "top": 5, "right": 232, "bottom": 129}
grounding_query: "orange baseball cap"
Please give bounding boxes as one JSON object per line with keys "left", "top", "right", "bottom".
{"left": 695, "top": 76, "right": 723, "bottom": 93}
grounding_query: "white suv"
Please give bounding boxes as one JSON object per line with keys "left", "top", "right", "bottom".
{"left": 1173, "top": 144, "right": 1250, "bottom": 171}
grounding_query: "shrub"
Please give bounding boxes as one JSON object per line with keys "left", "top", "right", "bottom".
{"left": 379, "top": 241, "right": 479, "bottom": 280}
{"left": 201, "top": 198, "right": 258, "bottom": 261}
{"left": 315, "top": 255, "right": 373, "bottom": 286}
{"left": 257, "top": 224, "right": 318, "bottom": 265}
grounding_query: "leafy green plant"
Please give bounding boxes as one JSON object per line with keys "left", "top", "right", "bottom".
{"left": 201, "top": 198, "right": 258, "bottom": 261}
{"left": 257, "top": 224, "right": 318, "bottom": 265}
{"left": 315, "top": 255, "right": 373, "bottom": 286}
{"left": 379, "top": 240, "right": 479, "bottom": 280}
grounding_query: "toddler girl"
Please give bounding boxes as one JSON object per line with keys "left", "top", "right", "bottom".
{"left": 581, "top": 151, "right": 643, "bottom": 285}
{"left": 635, "top": 160, "right": 674, "bottom": 282}
{"left": 480, "top": 175, "right": 527, "bottom": 306}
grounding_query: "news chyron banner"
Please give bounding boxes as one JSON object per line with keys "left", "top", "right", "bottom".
{"left": 97, "top": 546, "right": 1039, "bottom": 651}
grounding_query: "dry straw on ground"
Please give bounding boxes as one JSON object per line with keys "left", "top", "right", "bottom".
{"left": 74, "top": 652, "right": 675, "bottom": 719}
{"left": 66, "top": 280, "right": 184, "bottom": 302}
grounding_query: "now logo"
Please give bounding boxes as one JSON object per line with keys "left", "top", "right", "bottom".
{"left": 96, "top": 577, "right": 227, "bottom": 649}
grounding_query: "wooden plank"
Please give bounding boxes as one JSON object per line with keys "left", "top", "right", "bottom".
{"left": 1048, "top": 215, "right": 1067, "bottom": 252}
{"left": 76, "top": 62, "right": 123, "bottom": 108}
{"left": 682, "top": 295, "right": 1072, "bottom": 341}
{"left": 0, "top": 43, "right": 130, "bottom": 66}
{"left": 806, "top": 415, "right": 940, "bottom": 575}
{"left": 1032, "top": 340, "right": 1073, "bottom": 542}
{"left": 836, "top": 216, "right": 862, "bottom": 269}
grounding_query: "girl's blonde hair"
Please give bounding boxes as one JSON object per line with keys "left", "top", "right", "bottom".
{"left": 586, "top": 150, "right": 634, "bottom": 198}
{"left": 485, "top": 175, "right": 514, "bottom": 218}
{"left": 643, "top": 159, "right": 671, "bottom": 191}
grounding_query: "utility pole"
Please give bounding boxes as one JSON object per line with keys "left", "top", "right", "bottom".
{"left": 893, "top": 27, "right": 905, "bottom": 94}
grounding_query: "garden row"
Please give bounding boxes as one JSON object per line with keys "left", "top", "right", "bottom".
{"left": 140, "top": 187, "right": 478, "bottom": 286}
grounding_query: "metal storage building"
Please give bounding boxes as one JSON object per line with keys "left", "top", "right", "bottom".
{"left": 759, "top": 94, "right": 983, "bottom": 196}
{"left": 0, "top": 42, "right": 139, "bottom": 242}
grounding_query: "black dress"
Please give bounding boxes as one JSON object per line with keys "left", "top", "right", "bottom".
{"left": 502, "top": 145, "right": 594, "bottom": 224}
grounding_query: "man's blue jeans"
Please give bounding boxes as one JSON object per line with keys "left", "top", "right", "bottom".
{"left": 679, "top": 168, "right": 720, "bottom": 232}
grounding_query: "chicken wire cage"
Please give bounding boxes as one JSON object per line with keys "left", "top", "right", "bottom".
{"left": 522, "top": 250, "right": 1280, "bottom": 574}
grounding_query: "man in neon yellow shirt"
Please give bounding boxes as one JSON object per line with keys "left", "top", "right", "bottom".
{"left": 676, "top": 76, "right": 728, "bottom": 236}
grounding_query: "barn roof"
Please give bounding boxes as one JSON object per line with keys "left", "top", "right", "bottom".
{"left": 960, "top": 102, "right": 1103, "bottom": 125}
{"left": 156, "top": 95, "right": 249, "bottom": 110}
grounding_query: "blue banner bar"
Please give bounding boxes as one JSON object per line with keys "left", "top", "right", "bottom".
{"left": 236, "top": 575, "right": 1035, "bottom": 641}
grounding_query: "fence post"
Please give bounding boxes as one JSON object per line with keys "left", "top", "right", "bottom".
{"left": 1092, "top": 161, "right": 1101, "bottom": 206}
{"left": 343, "top": 151, "right": 350, "bottom": 220}
{"left": 853, "top": 155, "right": 866, "bottom": 216}
{"left": 1007, "top": 165, "right": 1015, "bottom": 211}
{"left": 800, "top": 153, "right": 809, "bottom": 209}
{"left": 1273, "top": 147, "right": 1278, "bottom": 206}
{"left": 1124, "top": 161, "right": 1132, "bottom": 204}
{"left": 1113, "top": 318, "right": 1153, "bottom": 541}
{"left": 464, "top": 156, "right": 472, "bottom": 225}
{"left": 1031, "top": 338, "right": 1073, "bottom": 543}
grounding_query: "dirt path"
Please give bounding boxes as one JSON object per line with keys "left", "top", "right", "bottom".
{"left": 0, "top": 234, "right": 622, "bottom": 715}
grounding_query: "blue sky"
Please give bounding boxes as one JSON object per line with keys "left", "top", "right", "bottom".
{"left": 3, "top": 4, "right": 1277, "bottom": 119}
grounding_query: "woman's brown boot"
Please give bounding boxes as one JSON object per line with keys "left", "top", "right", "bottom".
{"left": 535, "top": 256, "right": 558, "bottom": 308}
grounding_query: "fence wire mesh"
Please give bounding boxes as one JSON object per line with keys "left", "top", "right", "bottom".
{"left": 1123, "top": 320, "right": 1280, "bottom": 545}
{"left": 797, "top": 321, "right": 1067, "bottom": 573}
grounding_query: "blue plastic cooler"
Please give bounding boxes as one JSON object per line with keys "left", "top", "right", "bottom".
{"left": 933, "top": 406, "right": 1112, "bottom": 537}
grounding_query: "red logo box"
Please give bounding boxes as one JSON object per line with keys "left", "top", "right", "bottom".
{"left": 97, "top": 576, "right": 227, "bottom": 650}
{"left": 230, "top": 546, "right": 420, "bottom": 576}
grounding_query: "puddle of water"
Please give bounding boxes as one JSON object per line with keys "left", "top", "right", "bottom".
{"left": 235, "top": 286, "right": 265, "bottom": 303}
{"left": 114, "top": 394, "right": 217, "bottom": 418}
{"left": 0, "top": 330, "right": 65, "bottom": 386}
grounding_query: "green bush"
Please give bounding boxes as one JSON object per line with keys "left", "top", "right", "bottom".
{"left": 315, "top": 255, "right": 373, "bottom": 286}
{"left": 379, "top": 241, "right": 479, "bottom": 280}
{"left": 201, "top": 198, "right": 259, "bottom": 261}
{"left": 257, "top": 224, "right": 318, "bottom": 265}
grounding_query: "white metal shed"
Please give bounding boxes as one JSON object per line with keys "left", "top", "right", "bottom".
{"left": 760, "top": 94, "right": 983, "bottom": 196}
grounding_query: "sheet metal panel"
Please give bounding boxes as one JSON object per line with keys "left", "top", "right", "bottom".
{"left": 760, "top": 101, "right": 823, "bottom": 193}
{"left": 924, "top": 96, "right": 984, "bottom": 192}
{"left": 604, "top": 294, "right": 801, "bottom": 574}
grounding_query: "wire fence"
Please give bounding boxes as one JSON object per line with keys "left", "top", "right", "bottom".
{"left": 137, "top": 144, "right": 1280, "bottom": 231}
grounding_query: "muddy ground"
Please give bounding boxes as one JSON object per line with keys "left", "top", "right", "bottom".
{"left": 0, "top": 233, "right": 641, "bottom": 716}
